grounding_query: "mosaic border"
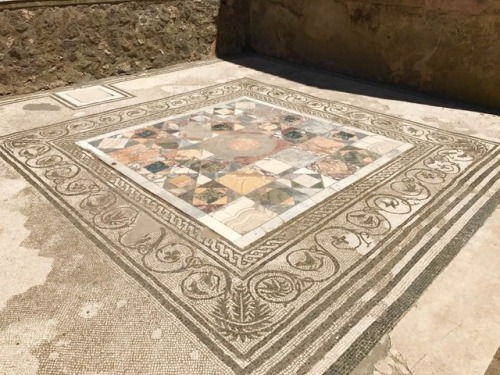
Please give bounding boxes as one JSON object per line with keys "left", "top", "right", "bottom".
{"left": 52, "top": 88, "right": 435, "bottom": 277}
{"left": 1, "top": 78, "right": 498, "bottom": 374}
{"left": 328, "top": 185, "right": 500, "bottom": 374}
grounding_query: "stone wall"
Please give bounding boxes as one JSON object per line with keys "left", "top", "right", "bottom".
{"left": 2, "top": 0, "right": 499, "bottom": 109}
{"left": 250, "top": 0, "right": 500, "bottom": 109}
{"left": 0, "top": 0, "right": 224, "bottom": 95}
{"left": 216, "top": 0, "right": 251, "bottom": 56}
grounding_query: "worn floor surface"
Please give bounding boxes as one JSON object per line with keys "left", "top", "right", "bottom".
{"left": 0, "top": 56, "right": 499, "bottom": 375}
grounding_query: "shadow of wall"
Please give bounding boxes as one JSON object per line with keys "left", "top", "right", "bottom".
{"left": 222, "top": 53, "right": 500, "bottom": 116}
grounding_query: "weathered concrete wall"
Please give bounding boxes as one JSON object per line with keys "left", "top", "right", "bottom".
{"left": 0, "top": 1, "right": 223, "bottom": 95}
{"left": 250, "top": 0, "right": 500, "bottom": 109}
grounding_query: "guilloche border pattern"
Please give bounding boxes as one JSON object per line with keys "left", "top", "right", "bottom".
{"left": 1, "top": 78, "right": 498, "bottom": 374}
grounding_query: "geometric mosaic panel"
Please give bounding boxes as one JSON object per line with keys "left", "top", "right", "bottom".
{"left": 78, "top": 98, "right": 412, "bottom": 247}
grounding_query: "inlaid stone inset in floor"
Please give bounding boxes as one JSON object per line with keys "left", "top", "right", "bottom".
{"left": 77, "top": 97, "right": 411, "bottom": 247}
{"left": 53, "top": 85, "right": 130, "bottom": 108}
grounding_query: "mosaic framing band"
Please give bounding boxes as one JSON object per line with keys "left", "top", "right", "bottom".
{"left": 1, "top": 78, "right": 498, "bottom": 375}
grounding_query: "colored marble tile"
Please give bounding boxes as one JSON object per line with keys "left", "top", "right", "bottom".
{"left": 328, "top": 129, "right": 368, "bottom": 143}
{"left": 292, "top": 174, "right": 323, "bottom": 188}
{"left": 212, "top": 197, "right": 278, "bottom": 234}
{"left": 272, "top": 148, "right": 320, "bottom": 168}
{"left": 246, "top": 180, "right": 309, "bottom": 214}
{"left": 336, "top": 146, "right": 381, "bottom": 170}
{"left": 281, "top": 127, "right": 315, "bottom": 144}
{"left": 108, "top": 144, "right": 161, "bottom": 166}
{"left": 300, "top": 136, "right": 346, "bottom": 155}
{"left": 80, "top": 97, "right": 408, "bottom": 245}
{"left": 94, "top": 137, "right": 130, "bottom": 150}
{"left": 217, "top": 166, "right": 274, "bottom": 195}
{"left": 255, "top": 158, "right": 294, "bottom": 175}
{"left": 168, "top": 174, "right": 197, "bottom": 189}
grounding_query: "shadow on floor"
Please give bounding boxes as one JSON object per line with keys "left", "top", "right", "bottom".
{"left": 219, "top": 53, "right": 500, "bottom": 116}
{"left": 485, "top": 346, "right": 500, "bottom": 375}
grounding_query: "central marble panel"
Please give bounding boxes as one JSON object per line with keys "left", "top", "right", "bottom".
{"left": 78, "top": 97, "right": 410, "bottom": 247}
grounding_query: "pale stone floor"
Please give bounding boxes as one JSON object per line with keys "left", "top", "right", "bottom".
{"left": 0, "top": 55, "right": 499, "bottom": 374}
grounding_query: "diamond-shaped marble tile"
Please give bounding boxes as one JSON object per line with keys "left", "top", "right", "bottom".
{"left": 80, "top": 97, "right": 408, "bottom": 245}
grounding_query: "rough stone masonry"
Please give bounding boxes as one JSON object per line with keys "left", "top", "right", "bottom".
{"left": 0, "top": 0, "right": 221, "bottom": 95}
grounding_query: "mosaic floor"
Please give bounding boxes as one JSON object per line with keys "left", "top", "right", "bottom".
{"left": 78, "top": 97, "right": 410, "bottom": 247}
{"left": 0, "top": 58, "right": 499, "bottom": 375}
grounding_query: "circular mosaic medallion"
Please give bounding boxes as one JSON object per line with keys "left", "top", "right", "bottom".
{"left": 201, "top": 133, "right": 278, "bottom": 161}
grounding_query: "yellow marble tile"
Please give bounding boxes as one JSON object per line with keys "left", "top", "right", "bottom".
{"left": 217, "top": 167, "right": 273, "bottom": 195}
{"left": 109, "top": 144, "right": 160, "bottom": 165}
{"left": 168, "top": 175, "right": 195, "bottom": 189}
{"left": 176, "top": 149, "right": 202, "bottom": 160}
{"left": 301, "top": 136, "right": 345, "bottom": 154}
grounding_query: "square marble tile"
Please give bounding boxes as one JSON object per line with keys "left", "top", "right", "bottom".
{"left": 78, "top": 97, "right": 411, "bottom": 247}
{"left": 54, "top": 85, "right": 129, "bottom": 108}
{"left": 255, "top": 158, "right": 294, "bottom": 175}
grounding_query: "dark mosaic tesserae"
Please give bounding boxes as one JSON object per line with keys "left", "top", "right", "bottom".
{"left": 0, "top": 59, "right": 498, "bottom": 374}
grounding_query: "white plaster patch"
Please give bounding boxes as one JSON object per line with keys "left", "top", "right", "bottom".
{"left": 0, "top": 177, "right": 54, "bottom": 311}
{"left": 78, "top": 302, "right": 103, "bottom": 319}
{"left": 55, "top": 339, "right": 71, "bottom": 347}
{"left": 59, "top": 254, "right": 83, "bottom": 273}
{"left": 0, "top": 319, "right": 58, "bottom": 375}
{"left": 151, "top": 328, "right": 162, "bottom": 340}
{"left": 48, "top": 351, "right": 59, "bottom": 360}
{"left": 0, "top": 178, "right": 29, "bottom": 201}
{"left": 190, "top": 350, "right": 200, "bottom": 360}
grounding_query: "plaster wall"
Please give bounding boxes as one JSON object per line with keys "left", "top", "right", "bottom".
{"left": 250, "top": 0, "right": 500, "bottom": 109}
